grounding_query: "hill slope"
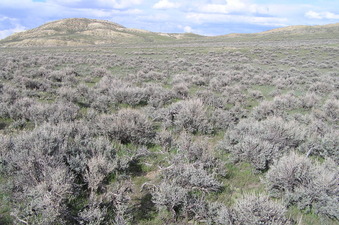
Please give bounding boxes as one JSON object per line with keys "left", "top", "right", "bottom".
{"left": 0, "top": 18, "right": 202, "bottom": 47}
{"left": 212, "top": 23, "right": 339, "bottom": 42}
{"left": 1, "top": 18, "right": 339, "bottom": 47}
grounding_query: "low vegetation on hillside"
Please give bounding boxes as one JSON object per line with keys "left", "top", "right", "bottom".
{"left": 0, "top": 24, "right": 338, "bottom": 224}
{"left": 0, "top": 18, "right": 203, "bottom": 47}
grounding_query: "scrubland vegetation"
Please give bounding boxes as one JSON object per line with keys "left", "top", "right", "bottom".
{"left": 0, "top": 37, "right": 338, "bottom": 224}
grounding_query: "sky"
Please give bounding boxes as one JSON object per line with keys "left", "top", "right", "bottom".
{"left": 0, "top": 0, "right": 339, "bottom": 39}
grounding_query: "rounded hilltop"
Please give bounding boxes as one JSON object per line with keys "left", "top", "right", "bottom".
{"left": 0, "top": 18, "right": 185, "bottom": 47}
{"left": 33, "top": 18, "right": 126, "bottom": 32}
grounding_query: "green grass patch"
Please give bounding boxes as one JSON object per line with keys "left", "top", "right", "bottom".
{"left": 67, "top": 194, "right": 89, "bottom": 215}
{"left": 209, "top": 161, "right": 265, "bottom": 206}
{"left": 288, "top": 108, "right": 310, "bottom": 115}
{"left": 85, "top": 77, "right": 101, "bottom": 87}
{"left": 0, "top": 118, "right": 13, "bottom": 130}
{"left": 0, "top": 176, "right": 12, "bottom": 225}
{"left": 245, "top": 98, "right": 260, "bottom": 110}
{"left": 252, "top": 85, "right": 276, "bottom": 99}
{"left": 287, "top": 206, "right": 339, "bottom": 225}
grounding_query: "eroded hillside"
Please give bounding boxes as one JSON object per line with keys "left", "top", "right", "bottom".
{"left": 0, "top": 18, "right": 202, "bottom": 47}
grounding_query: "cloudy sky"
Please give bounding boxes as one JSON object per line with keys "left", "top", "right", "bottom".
{"left": 1, "top": 0, "right": 339, "bottom": 39}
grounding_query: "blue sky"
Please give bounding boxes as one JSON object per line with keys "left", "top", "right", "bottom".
{"left": 0, "top": 0, "right": 339, "bottom": 39}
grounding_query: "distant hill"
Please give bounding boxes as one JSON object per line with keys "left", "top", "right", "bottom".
{"left": 212, "top": 23, "right": 339, "bottom": 41}
{"left": 1, "top": 18, "right": 338, "bottom": 47}
{"left": 0, "top": 18, "right": 202, "bottom": 47}
{"left": 260, "top": 23, "right": 339, "bottom": 35}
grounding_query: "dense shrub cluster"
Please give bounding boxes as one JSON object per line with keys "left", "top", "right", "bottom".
{"left": 266, "top": 152, "right": 339, "bottom": 220}
{"left": 0, "top": 122, "right": 143, "bottom": 224}
{"left": 0, "top": 38, "right": 338, "bottom": 224}
{"left": 96, "top": 108, "right": 155, "bottom": 145}
{"left": 232, "top": 193, "right": 292, "bottom": 225}
{"left": 163, "top": 98, "right": 212, "bottom": 134}
{"left": 222, "top": 117, "right": 306, "bottom": 171}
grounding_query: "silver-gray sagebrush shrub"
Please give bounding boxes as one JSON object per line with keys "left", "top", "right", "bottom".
{"left": 265, "top": 152, "right": 339, "bottom": 220}
{"left": 222, "top": 116, "right": 306, "bottom": 171}
{"left": 232, "top": 193, "right": 292, "bottom": 225}
{"left": 96, "top": 108, "right": 155, "bottom": 145}
{"left": 165, "top": 98, "right": 212, "bottom": 134}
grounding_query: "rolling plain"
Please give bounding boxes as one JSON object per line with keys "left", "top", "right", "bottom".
{"left": 0, "top": 19, "right": 338, "bottom": 224}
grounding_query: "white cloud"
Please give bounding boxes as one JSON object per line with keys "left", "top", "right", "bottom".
{"left": 264, "top": 4, "right": 312, "bottom": 17}
{"left": 49, "top": 0, "right": 82, "bottom": 4}
{"left": 177, "top": 24, "right": 200, "bottom": 34}
{"left": 153, "top": 0, "right": 180, "bottom": 9}
{"left": 72, "top": 8, "right": 142, "bottom": 18}
{"left": 305, "top": 11, "right": 339, "bottom": 20}
{"left": 186, "top": 12, "right": 287, "bottom": 27}
{"left": 96, "top": 0, "right": 143, "bottom": 9}
{"left": 0, "top": 16, "right": 27, "bottom": 39}
{"left": 0, "top": 0, "right": 44, "bottom": 9}
{"left": 223, "top": 0, "right": 246, "bottom": 12}
{"left": 42, "top": 0, "right": 143, "bottom": 9}
{"left": 141, "top": 13, "right": 171, "bottom": 22}
{"left": 178, "top": 25, "right": 193, "bottom": 33}
{"left": 183, "top": 25, "right": 193, "bottom": 33}
{"left": 0, "top": 16, "right": 10, "bottom": 21}
{"left": 196, "top": 0, "right": 268, "bottom": 15}
{"left": 305, "top": 11, "right": 322, "bottom": 19}
{"left": 0, "top": 24, "right": 26, "bottom": 39}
